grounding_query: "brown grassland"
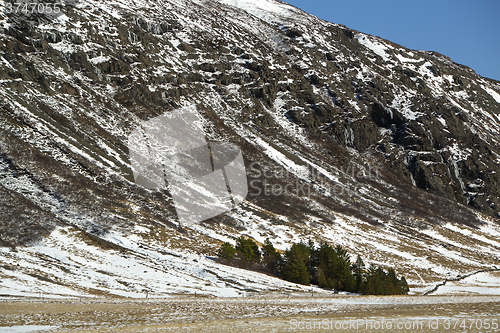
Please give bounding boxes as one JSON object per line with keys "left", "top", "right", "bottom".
{"left": 1, "top": 294, "right": 500, "bottom": 332}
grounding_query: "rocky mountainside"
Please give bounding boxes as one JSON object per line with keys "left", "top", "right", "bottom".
{"left": 1, "top": 0, "right": 500, "bottom": 297}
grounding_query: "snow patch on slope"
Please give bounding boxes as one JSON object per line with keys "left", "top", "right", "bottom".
{"left": 482, "top": 86, "right": 500, "bottom": 104}
{"left": 355, "top": 34, "right": 392, "bottom": 62}
{"left": 253, "top": 137, "right": 309, "bottom": 179}
{"left": 433, "top": 272, "right": 500, "bottom": 295}
{"left": 214, "top": 0, "right": 304, "bottom": 24}
{"left": 0, "top": 226, "right": 313, "bottom": 298}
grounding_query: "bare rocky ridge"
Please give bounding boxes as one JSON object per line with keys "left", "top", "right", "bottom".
{"left": 0, "top": 0, "right": 500, "bottom": 296}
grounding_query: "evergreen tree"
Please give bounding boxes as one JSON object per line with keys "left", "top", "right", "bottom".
{"left": 313, "top": 243, "right": 355, "bottom": 292}
{"left": 314, "top": 242, "right": 337, "bottom": 287}
{"left": 352, "top": 255, "right": 366, "bottom": 293}
{"left": 335, "top": 244, "right": 350, "bottom": 262}
{"left": 306, "top": 240, "right": 318, "bottom": 281}
{"left": 399, "top": 276, "right": 410, "bottom": 295}
{"left": 386, "top": 268, "right": 399, "bottom": 294}
{"left": 335, "top": 255, "right": 356, "bottom": 292}
{"left": 261, "top": 238, "right": 282, "bottom": 275}
{"left": 361, "top": 264, "right": 409, "bottom": 295}
{"left": 235, "top": 236, "right": 261, "bottom": 265}
{"left": 362, "top": 265, "right": 385, "bottom": 295}
{"left": 317, "top": 267, "right": 334, "bottom": 289}
{"left": 281, "top": 242, "right": 311, "bottom": 285}
{"left": 217, "top": 242, "right": 236, "bottom": 263}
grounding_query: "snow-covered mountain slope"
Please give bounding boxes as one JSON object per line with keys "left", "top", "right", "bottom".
{"left": 0, "top": 226, "right": 316, "bottom": 297}
{"left": 1, "top": 0, "right": 500, "bottom": 296}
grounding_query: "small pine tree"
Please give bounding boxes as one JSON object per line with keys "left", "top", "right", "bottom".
{"left": 235, "top": 236, "right": 261, "bottom": 265}
{"left": 335, "top": 244, "right": 350, "bottom": 262}
{"left": 261, "top": 238, "right": 281, "bottom": 274}
{"left": 399, "top": 276, "right": 410, "bottom": 295}
{"left": 317, "top": 267, "right": 335, "bottom": 289}
{"left": 352, "top": 255, "right": 366, "bottom": 293}
{"left": 336, "top": 256, "right": 356, "bottom": 292}
{"left": 360, "top": 265, "right": 409, "bottom": 295}
{"left": 218, "top": 242, "right": 236, "bottom": 263}
{"left": 282, "top": 242, "right": 311, "bottom": 285}
{"left": 386, "top": 268, "right": 399, "bottom": 295}
{"left": 313, "top": 243, "right": 356, "bottom": 292}
{"left": 315, "top": 243, "right": 337, "bottom": 279}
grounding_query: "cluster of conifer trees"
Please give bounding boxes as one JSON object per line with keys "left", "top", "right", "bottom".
{"left": 217, "top": 237, "right": 409, "bottom": 295}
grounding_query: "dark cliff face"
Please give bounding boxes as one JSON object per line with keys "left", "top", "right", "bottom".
{"left": 0, "top": 0, "right": 499, "bottom": 247}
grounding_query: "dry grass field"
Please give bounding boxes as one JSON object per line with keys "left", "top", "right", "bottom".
{"left": 1, "top": 294, "right": 500, "bottom": 332}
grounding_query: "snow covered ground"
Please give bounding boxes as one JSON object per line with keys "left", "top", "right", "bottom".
{"left": 0, "top": 226, "right": 319, "bottom": 298}
{"left": 433, "top": 271, "right": 500, "bottom": 295}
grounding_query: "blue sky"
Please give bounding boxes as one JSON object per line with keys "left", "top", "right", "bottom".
{"left": 285, "top": 0, "right": 500, "bottom": 81}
